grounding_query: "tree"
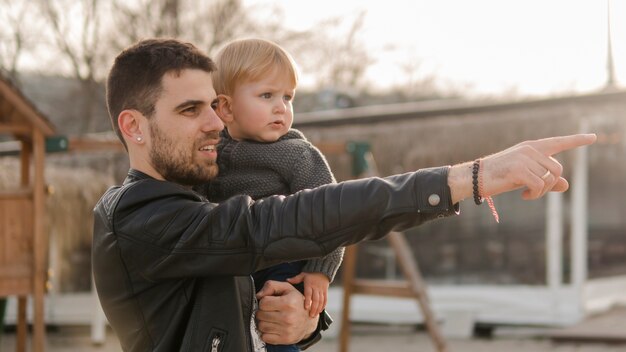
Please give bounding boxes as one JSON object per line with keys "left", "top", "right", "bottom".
{"left": 37, "top": 0, "right": 107, "bottom": 132}
{"left": 107, "top": 0, "right": 318, "bottom": 58}
{"left": 5, "top": 0, "right": 378, "bottom": 132}
{"left": 294, "top": 11, "right": 374, "bottom": 92}
{"left": 108, "top": 0, "right": 254, "bottom": 56}
{"left": 0, "top": 0, "right": 39, "bottom": 84}
{"left": 184, "top": 0, "right": 252, "bottom": 55}
{"left": 107, "top": 0, "right": 182, "bottom": 50}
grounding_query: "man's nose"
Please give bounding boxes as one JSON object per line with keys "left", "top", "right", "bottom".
{"left": 201, "top": 108, "right": 224, "bottom": 133}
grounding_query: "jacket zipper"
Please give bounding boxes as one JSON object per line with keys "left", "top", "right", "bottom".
{"left": 248, "top": 275, "right": 256, "bottom": 351}
{"left": 211, "top": 335, "right": 221, "bottom": 352}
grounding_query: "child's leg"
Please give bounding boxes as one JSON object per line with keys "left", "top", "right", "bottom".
{"left": 252, "top": 261, "right": 306, "bottom": 293}
{"left": 266, "top": 344, "right": 301, "bottom": 352}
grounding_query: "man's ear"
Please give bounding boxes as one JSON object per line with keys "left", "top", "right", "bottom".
{"left": 118, "top": 110, "right": 146, "bottom": 145}
{"left": 215, "top": 94, "right": 234, "bottom": 123}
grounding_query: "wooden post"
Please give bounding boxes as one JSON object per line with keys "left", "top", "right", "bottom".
{"left": 17, "top": 297, "right": 27, "bottom": 352}
{"left": 331, "top": 143, "right": 448, "bottom": 352}
{"left": 20, "top": 140, "right": 31, "bottom": 185}
{"left": 339, "top": 246, "right": 358, "bottom": 352}
{"left": 18, "top": 139, "right": 31, "bottom": 352}
{"left": 32, "top": 129, "right": 47, "bottom": 352}
{"left": 387, "top": 232, "right": 448, "bottom": 351}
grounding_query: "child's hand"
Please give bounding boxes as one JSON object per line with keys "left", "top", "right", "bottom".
{"left": 287, "top": 272, "right": 330, "bottom": 317}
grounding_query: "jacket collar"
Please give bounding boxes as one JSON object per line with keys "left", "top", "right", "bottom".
{"left": 124, "top": 168, "right": 155, "bottom": 185}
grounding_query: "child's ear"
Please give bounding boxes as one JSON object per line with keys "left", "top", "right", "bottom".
{"left": 215, "top": 94, "right": 234, "bottom": 123}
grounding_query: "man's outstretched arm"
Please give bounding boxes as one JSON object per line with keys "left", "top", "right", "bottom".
{"left": 448, "top": 133, "right": 597, "bottom": 204}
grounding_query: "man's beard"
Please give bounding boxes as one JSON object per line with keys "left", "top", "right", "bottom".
{"left": 149, "top": 121, "right": 219, "bottom": 186}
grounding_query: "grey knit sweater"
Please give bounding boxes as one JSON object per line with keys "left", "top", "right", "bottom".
{"left": 201, "top": 128, "right": 344, "bottom": 282}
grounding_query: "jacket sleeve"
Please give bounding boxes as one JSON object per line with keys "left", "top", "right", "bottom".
{"left": 302, "top": 247, "right": 344, "bottom": 282}
{"left": 296, "top": 310, "right": 333, "bottom": 350}
{"left": 111, "top": 167, "right": 458, "bottom": 282}
{"left": 290, "top": 144, "right": 345, "bottom": 282}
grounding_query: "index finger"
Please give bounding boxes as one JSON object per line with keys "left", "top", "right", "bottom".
{"left": 256, "top": 280, "right": 294, "bottom": 300}
{"left": 258, "top": 291, "right": 303, "bottom": 313}
{"left": 258, "top": 295, "right": 283, "bottom": 312}
{"left": 531, "top": 133, "right": 596, "bottom": 156}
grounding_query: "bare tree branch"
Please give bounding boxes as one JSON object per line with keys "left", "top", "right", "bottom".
{"left": 160, "top": 0, "right": 180, "bottom": 37}
{"left": 37, "top": 0, "right": 107, "bottom": 132}
{"left": 295, "top": 11, "right": 374, "bottom": 91}
{"left": 1, "top": 0, "right": 383, "bottom": 132}
{"left": 0, "top": 0, "right": 37, "bottom": 83}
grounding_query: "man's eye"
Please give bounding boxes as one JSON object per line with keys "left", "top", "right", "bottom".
{"left": 182, "top": 106, "right": 198, "bottom": 115}
{"left": 210, "top": 101, "right": 218, "bottom": 110}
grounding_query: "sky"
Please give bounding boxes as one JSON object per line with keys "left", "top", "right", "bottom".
{"left": 245, "top": 0, "right": 626, "bottom": 97}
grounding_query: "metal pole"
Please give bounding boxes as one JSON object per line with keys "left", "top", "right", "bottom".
{"left": 570, "top": 121, "right": 589, "bottom": 320}
{"left": 546, "top": 192, "right": 563, "bottom": 319}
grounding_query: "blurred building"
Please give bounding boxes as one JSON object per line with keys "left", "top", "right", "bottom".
{"left": 295, "top": 90, "right": 626, "bottom": 286}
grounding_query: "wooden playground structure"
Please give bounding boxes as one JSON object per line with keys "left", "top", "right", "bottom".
{"left": 316, "top": 141, "right": 448, "bottom": 352}
{"left": 0, "top": 75, "right": 55, "bottom": 351}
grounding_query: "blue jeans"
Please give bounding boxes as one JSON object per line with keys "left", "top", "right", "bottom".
{"left": 266, "top": 344, "right": 301, "bottom": 352}
{"left": 254, "top": 261, "right": 305, "bottom": 352}
{"left": 253, "top": 261, "right": 306, "bottom": 294}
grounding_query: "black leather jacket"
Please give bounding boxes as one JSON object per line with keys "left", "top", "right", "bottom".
{"left": 92, "top": 167, "right": 457, "bottom": 351}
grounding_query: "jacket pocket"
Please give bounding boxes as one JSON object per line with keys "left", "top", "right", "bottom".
{"left": 204, "top": 328, "right": 227, "bottom": 352}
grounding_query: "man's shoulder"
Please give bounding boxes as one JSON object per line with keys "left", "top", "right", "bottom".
{"left": 95, "top": 178, "right": 201, "bottom": 216}
{"left": 94, "top": 185, "right": 123, "bottom": 214}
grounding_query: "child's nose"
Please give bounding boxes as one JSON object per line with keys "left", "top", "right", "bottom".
{"left": 273, "top": 101, "right": 286, "bottom": 114}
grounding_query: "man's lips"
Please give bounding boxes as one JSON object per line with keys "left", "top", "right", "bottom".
{"left": 198, "top": 139, "right": 219, "bottom": 152}
{"left": 198, "top": 145, "right": 216, "bottom": 152}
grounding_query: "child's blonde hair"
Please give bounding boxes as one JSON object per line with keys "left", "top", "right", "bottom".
{"left": 213, "top": 38, "right": 298, "bottom": 95}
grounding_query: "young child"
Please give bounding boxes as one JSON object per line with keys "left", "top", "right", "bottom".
{"left": 199, "top": 38, "right": 344, "bottom": 351}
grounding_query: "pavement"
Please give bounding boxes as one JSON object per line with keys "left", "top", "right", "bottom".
{"left": 2, "top": 323, "right": 626, "bottom": 352}
{"left": 549, "top": 306, "right": 626, "bottom": 344}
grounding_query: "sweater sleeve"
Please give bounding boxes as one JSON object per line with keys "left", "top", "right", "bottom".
{"left": 302, "top": 247, "right": 345, "bottom": 282}
{"left": 287, "top": 142, "right": 336, "bottom": 192}
{"left": 291, "top": 143, "right": 345, "bottom": 282}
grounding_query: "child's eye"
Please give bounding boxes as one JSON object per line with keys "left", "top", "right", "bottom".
{"left": 260, "top": 93, "right": 272, "bottom": 99}
{"left": 283, "top": 95, "right": 293, "bottom": 102}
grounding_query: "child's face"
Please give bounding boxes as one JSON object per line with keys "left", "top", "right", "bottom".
{"left": 227, "top": 69, "right": 295, "bottom": 142}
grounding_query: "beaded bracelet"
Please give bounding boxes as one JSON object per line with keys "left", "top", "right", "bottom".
{"left": 473, "top": 159, "right": 500, "bottom": 223}
{"left": 472, "top": 160, "right": 483, "bottom": 205}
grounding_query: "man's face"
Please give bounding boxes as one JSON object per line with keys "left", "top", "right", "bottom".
{"left": 227, "top": 69, "right": 295, "bottom": 142}
{"left": 148, "top": 69, "right": 224, "bottom": 186}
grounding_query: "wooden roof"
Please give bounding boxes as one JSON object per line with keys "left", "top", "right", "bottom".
{"left": 0, "top": 73, "right": 56, "bottom": 138}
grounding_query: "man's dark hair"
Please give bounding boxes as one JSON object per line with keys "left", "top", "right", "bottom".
{"left": 106, "top": 38, "right": 216, "bottom": 148}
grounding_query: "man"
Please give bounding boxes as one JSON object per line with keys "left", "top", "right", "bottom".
{"left": 92, "top": 38, "right": 596, "bottom": 351}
